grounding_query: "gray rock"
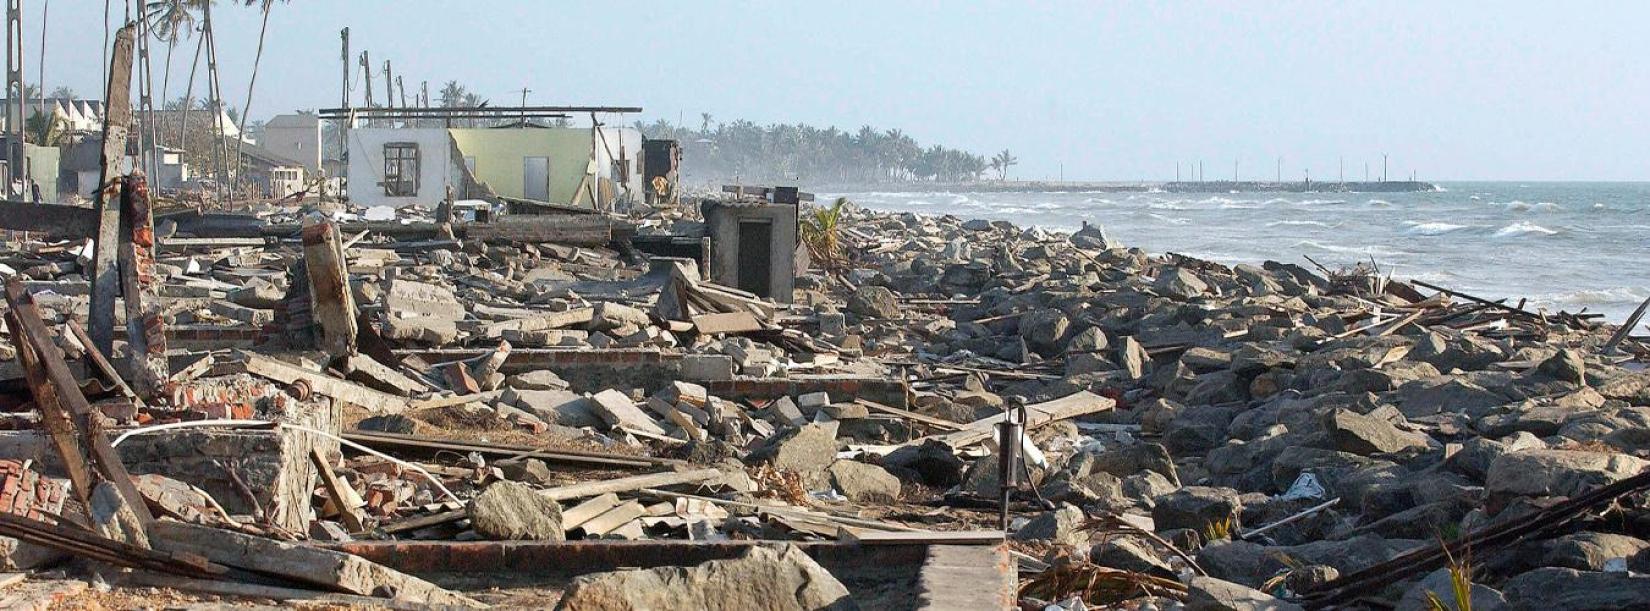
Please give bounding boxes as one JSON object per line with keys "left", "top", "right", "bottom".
{"left": 1542, "top": 532, "right": 1650, "bottom": 572}
{"left": 1119, "top": 335, "right": 1150, "bottom": 380}
{"left": 1019, "top": 308, "right": 1070, "bottom": 355}
{"left": 1090, "top": 536, "right": 1173, "bottom": 577}
{"left": 1534, "top": 348, "right": 1586, "bottom": 385}
{"left": 1184, "top": 575, "right": 1303, "bottom": 611}
{"left": 1011, "top": 504, "right": 1088, "bottom": 547}
{"left": 1485, "top": 449, "right": 1649, "bottom": 499}
{"left": 747, "top": 422, "right": 841, "bottom": 478}
{"left": 1156, "top": 267, "right": 1210, "bottom": 301}
{"left": 469, "top": 481, "right": 565, "bottom": 541}
{"left": 1152, "top": 486, "right": 1242, "bottom": 533}
{"left": 847, "top": 285, "right": 900, "bottom": 319}
{"left": 555, "top": 544, "right": 856, "bottom": 611}
{"left": 1089, "top": 442, "right": 1180, "bottom": 486}
{"left": 508, "top": 369, "right": 569, "bottom": 391}
{"left": 1500, "top": 567, "right": 1650, "bottom": 610}
{"left": 827, "top": 460, "right": 900, "bottom": 503}
{"left": 1394, "top": 567, "right": 1506, "bottom": 611}
{"left": 1324, "top": 409, "right": 1430, "bottom": 455}
{"left": 1069, "top": 326, "right": 1109, "bottom": 353}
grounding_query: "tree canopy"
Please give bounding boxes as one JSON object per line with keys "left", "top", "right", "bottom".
{"left": 635, "top": 118, "right": 992, "bottom": 186}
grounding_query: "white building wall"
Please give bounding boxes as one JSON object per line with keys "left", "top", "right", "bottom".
{"left": 345, "top": 127, "right": 452, "bottom": 208}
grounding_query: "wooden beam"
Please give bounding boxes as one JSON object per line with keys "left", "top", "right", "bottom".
{"left": 309, "top": 449, "right": 366, "bottom": 533}
{"left": 0, "top": 200, "right": 95, "bottom": 235}
{"left": 235, "top": 351, "right": 407, "bottom": 413}
{"left": 88, "top": 24, "right": 136, "bottom": 357}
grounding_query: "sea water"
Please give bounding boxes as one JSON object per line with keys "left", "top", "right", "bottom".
{"left": 832, "top": 182, "right": 1650, "bottom": 322}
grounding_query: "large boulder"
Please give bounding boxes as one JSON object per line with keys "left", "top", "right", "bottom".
{"left": 1542, "top": 532, "right": 1650, "bottom": 571}
{"left": 1089, "top": 442, "right": 1180, "bottom": 486}
{"left": 1485, "top": 449, "right": 1648, "bottom": 499}
{"left": 1184, "top": 575, "right": 1303, "bottom": 611}
{"left": 882, "top": 439, "right": 965, "bottom": 488}
{"left": 555, "top": 544, "right": 856, "bottom": 610}
{"left": 1393, "top": 567, "right": 1506, "bottom": 611}
{"left": 1019, "top": 308, "right": 1071, "bottom": 356}
{"left": 1152, "top": 486, "right": 1241, "bottom": 532}
{"left": 747, "top": 422, "right": 840, "bottom": 479}
{"left": 468, "top": 481, "right": 564, "bottom": 541}
{"left": 1500, "top": 568, "right": 1650, "bottom": 610}
{"left": 826, "top": 460, "right": 900, "bottom": 503}
{"left": 1155, "top": 267, "right": 1209, "bottom": 301}
{"left": 847, "top": 286, "right": 899, "bottom": 319}
{"left": 1323, "top": 409, "right": 1430, "bottom": 456}
{"left": 1010, "top": 504, "right": 1089, "bottom": 547}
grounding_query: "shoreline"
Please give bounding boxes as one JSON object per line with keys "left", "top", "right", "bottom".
{"left": 742, "top": 179, "right": 1438, "bottom": 194}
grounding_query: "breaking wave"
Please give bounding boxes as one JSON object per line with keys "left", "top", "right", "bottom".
{"left": 1403, "top": 222, "right": 1471, "bottom": 235}
{"left": 1493, "top": 221, "right": 1558, "bottom": 238}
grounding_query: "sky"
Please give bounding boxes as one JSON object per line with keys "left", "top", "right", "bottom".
{"left": 28, "top": 1, "right": 1650, "bottom": 181}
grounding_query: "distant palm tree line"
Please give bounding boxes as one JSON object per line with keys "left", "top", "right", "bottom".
{"left": 635, "top": 115, "right": 1017, "bottom": 185}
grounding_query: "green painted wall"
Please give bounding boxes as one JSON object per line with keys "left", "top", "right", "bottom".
{"left": 448, "top": 128, "right": 591, "bottom": 204}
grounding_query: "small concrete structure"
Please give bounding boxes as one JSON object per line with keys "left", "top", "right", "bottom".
{"left": 701, "top": 197, "right": 797, "bottom": 303}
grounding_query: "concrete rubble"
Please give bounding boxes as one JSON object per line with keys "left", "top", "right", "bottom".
{"left": 0, "top": 184, "right": 1641, "bottom": 610}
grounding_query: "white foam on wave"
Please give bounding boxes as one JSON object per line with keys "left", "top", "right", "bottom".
{"left": 1403, "top": 221, "right": 1471, "bottom": 235}
{"left": 1489, "top": 200, "right": 1561, "bottom": 212}
{"left": 1147, "top": 202, "right": 1187, "bottom": 210}
{"left": 1297, "top": 199, "right": 1348, "bottom": 206}
{"left": 1493, "top": 221, "right": 1558, "bottom": 237}
{"left": 1537, "top": 286, "right": 1647, "bottom": 306}
{"left": 1366, "top": 198, "right": 1392, "bottom": 206}
{"left": 1267, "top": 220, "right": 1340, "bottom": 228}
{"left": 1147, "top": 213, "right": 1190, "bottom": 225}
{"left": 1293, "top": 240, "right": 1404, "bottom": 257}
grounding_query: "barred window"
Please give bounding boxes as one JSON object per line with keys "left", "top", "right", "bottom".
{"left": 383, "top": 142, "right": 419, "bottom": 196}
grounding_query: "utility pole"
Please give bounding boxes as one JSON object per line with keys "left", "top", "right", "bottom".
{"left": 1175, "top": 162, "right": 1179, "bottom": 182}
{"left": 1276, "top": 156, "right": 1282, "bottom": 183}
{"left": 359, "top": 51, "right": 372, "bottom": 107}
{"left": 339, "top": 28, "right": 349, "bottom": 183}
{"left": 1234, "top": 157, "right": 1239, "bottom": 182}
{"left": 5, "top": 0, "right": 23, "bottom": 196}
{"left": 202, "top": 0, "right": 231, "bottom": 203}
{"left": 134, "top": 1, "right": 160, "bottom": 181}
{"left": 519, "top": 87, "right": 531, "bottom": 123}
{"left": 1365, "top": 162, "right": 1369, "bottom": 182}
{"left": 1382, "top": 154, "right": 1388, "bottom": 182}
{"left": 420, "top": 80, "right": 428, "bottom": 108}
{"left": 1198, "top": 160, "right": 1204, "bottom": 182}
{"left": 382, "top": 60, "right": 393, "bottom": 110}
{"left": 1339, "top": 156, "right": 1344, "bottom": 183}
{"left": 396, "top": 76, "right": 406, "bottom": 109}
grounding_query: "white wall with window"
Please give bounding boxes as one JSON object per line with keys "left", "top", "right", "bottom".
{"left": 343, "top": 127, "right": 452, "bottom": 208}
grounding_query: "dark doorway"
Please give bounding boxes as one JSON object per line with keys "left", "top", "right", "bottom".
{"left": 737, "top": 220, "right": 773, "bottom": 298}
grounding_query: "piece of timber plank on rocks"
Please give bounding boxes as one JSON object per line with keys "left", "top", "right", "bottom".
{"left": 148, "top": 521, "right": 481, "bottom": 607}
{"left": 477, "top": 307, "right": 594, "bottom": 338}
{"left": 841, "top": 529, "right": 1005, "bottom": 545}
{"left": 691, "top": 311, "right": 765, "bottom": 335}
{"left": 309, "top": 450, "right": 366, "bottom": 533}
{"left": 589, "top": 389, "right": 667, "bottom": 436}
{"left": 383, "top": 469, "right": 725, "bottom": 531}
{"left": 561, "top": 493, "right": 622, "bottom": 531}
{"left": 924, "top": 390, "right": 1114, "bottom": 449}
{"left": 854, "top": 399, "right": 966, "bottom": 431}
{"left": 340, "top": 354, "right": 429, "bottom": 396}
{"left": 578, "top": 501, "right": 647, "bottom": 537}
{"left": 235, "top": 351, "right": 408, "bottom": 413}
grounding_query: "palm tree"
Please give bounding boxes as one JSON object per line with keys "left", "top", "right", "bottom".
{"left": 144, "top": 0, "right": 202, "bottom": 137}
{"left": 699, "top": 112, "right": 713, "bottom": 134}
{"left": 992, "top": 149, "right": 1017, "bottom": 180}
{"left": 232, "top": 0, "right": 285, "bottom": 194}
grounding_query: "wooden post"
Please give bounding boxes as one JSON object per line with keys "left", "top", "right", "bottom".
{"left": 302, "top": 219, "right": 357, "bottom": 356}
{"left": 119, "top": 175, "right": 168, "bottom": 399}
{"left": 88, "top": 24, "right": 135, "bottom": 357}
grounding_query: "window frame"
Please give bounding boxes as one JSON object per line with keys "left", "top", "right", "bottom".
{"left": 382, "top": 142, "right": 420, "bottom": 197}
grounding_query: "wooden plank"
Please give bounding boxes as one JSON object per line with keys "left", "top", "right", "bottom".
{"left": 88, "top": 25, "right": 136, "bottom": 357}
{"left": 538, "top": 468, "right": 723, "bottom": 502}
{"left": 840, "top": 529, "right": 1005, "bottom": 545}
{"left": 309, "top": 450, "right": 366, "bottom": 533}
{"left": 236, "top": 351, "right": 408, "bottom": 413}
{"left": 561, "top": 493, "right": 622, "bottom": 531}
{"left": 147, "top": 521, "right": 480, "bottom": 606}
{"left": 340, "top": 429, "right": 672, "bottom": 469}
{"left": 576, "top": 501, "right": 646, "bottom": 537}
{"left": 855, "top": 399, "right": 965, "bottom": 431}
{"left": 476, "top": 307, "right": 594, "bottom": 338}
{"left": 0, "top": 201, "right": 96, "bottom": 236}
{"left": 923, "top": 390, "right": 1114, "bottom": 449}
{"left": 3, "top": 281, "right": 156, "bottom": 531}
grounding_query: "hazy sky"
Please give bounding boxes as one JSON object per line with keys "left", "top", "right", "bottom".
{"left": 32, "top": 1, "right": 1650, "bottom": 181}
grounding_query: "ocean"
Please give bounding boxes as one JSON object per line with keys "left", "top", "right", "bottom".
{"left": 831, "top": 182, "right": 1650, "bottom": 323}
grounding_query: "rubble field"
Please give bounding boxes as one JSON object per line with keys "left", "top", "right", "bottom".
{"left": 0, "top": 188, "right": 1647, "bottom": 611}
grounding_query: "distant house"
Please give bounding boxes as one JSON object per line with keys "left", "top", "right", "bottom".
{"left": 234, "top": 139, "right": 306, "bottom": 199}
{"left": 343, "top": 124, "right": 643, "bottom": 209}
{"left": 261, "top": 113, "right": 322, "bottom": 173}
{"left": 0, "top": 98, "right": 106, "bottom": 133}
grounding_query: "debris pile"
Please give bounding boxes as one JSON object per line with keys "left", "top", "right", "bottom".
{"left": 0, "top": 183, "right": 1645, "bottom": 609}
